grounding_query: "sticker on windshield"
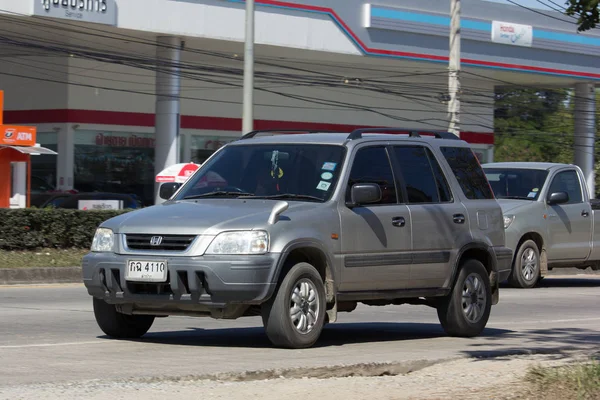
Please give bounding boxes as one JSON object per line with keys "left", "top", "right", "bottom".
{"left": 322, "top": 162, "right": 337, "bottom": 171}
{"left": 532, "top": 188, "right": 539, "bottom": 192}
{"left": 321, "top": 172, "right": 333, "bottom": 180}
{"left": 316, "top": 181, "right": 331, "bottom": 191}
{"left": 527, "top": 192, "right": 537, "bottom": 198}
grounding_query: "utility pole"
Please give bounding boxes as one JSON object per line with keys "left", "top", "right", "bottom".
{"left": 242, "top": 0, "right": 255, "bottom": 134}
{"left": 448, "top": 0, "right": 461, "bottom": 137}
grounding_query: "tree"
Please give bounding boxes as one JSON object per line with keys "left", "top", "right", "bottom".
{"left": 565, "top": 0, "right": 600, "bottom": 32}
{"left": 494, "top": 88, "right": 572, "bottom": 163}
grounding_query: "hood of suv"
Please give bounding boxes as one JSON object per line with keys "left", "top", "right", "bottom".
{"left": 495, "top": 199, "right": 536, "bottom": 214}
{"left": 101, "top": 199, "right": 311, "bottom": 235}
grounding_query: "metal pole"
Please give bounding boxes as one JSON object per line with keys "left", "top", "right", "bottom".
{"left": 448, "top": 0, "right": 461, "bottom": 137}
{"left": 242, "top": 0, "right": 255, "bottom": 134}
{"left": 154, "top": 36, "right": 181, "bottom": 205}
{"left": 574, "top": 82, "right": 596, "bottom": 198}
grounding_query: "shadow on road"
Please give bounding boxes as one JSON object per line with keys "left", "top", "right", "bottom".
{"left": 102, "top": 322, "right": 512, "bottom": 349}
{"left": 500, "top": 276, "right": 600, "bottom": 289}
{"left": 462, "top": 326, "right": 600, "bottom": 360}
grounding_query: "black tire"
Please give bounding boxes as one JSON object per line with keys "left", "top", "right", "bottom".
{"left": 508, "top": 239, "right": 541, "bottom": 289}
{"left": 437, "top": 259, "right": 492, "bottom": 337}
{"left": 261, "top": 262, "right": 327, "bottom": 349}
{"left": 93, "top": 297, "right": 155, "bottom": 339}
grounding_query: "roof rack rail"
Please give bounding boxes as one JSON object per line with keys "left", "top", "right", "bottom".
{"left": 346, "top": 128, "right": 460, "bottom": 141}
{"left": 240, "top": 129, "right": 343, "bottom": 140}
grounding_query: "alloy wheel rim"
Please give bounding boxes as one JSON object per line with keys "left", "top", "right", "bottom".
{"left": 289, "top": 278, "right": 319, "bottom": 334}
{"left": 520, "top": 248, "right": 538, "bottom": 282}
{"left": 462, "top": 273, "right": 487, "bottom": 324}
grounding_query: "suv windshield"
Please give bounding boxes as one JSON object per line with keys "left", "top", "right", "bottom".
{"left": 483, "top": 168, "right": 549, "bottom": 200}
{"left": 174, "top": 143, "right": 346, "bottom": 202}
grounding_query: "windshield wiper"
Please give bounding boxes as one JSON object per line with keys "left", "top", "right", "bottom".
{"left": 240, "top": 193, "right": 324, "bottom": 202}
{"left": 183, "top": 191, "right": 254, "bottom": 199}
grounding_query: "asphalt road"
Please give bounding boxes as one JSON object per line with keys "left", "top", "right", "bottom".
{"left": 1, "top": 275, "right": 599, "bottom": 391}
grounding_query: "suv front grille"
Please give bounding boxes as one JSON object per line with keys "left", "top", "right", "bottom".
{"left": 125, "top": 234, "right": 196, "bottom": 251}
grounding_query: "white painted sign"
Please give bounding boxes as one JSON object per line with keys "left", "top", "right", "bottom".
{"left": 78, "top": 199, "right": 123, "bottom": 210}
{"left": 491, "top": 21, "right": 533, "bottom": 47}
{"left": 34, "top": 0, "right": 117, "bottom": 26}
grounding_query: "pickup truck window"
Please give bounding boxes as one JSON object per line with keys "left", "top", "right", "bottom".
{"left": 483, "top": 168, "right": 548, "bottom": 200}
{"left": 174, "top": 144, "right": 346, "bottom": 202}
{"left": 547, "top": 170, "right": 583, "bottom": 204}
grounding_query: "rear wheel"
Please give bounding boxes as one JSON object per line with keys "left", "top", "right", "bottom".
{"left": 437, "top": 259, "right": 492, "bottom": 337}
{"left": 509, "top": 240, "right": 540, "bottom": 289}
{"left": 93, "top": 298, "right": 155, "bottom": 338}
{"left": 261, "top": 262, "right": 326, "bottom": 349}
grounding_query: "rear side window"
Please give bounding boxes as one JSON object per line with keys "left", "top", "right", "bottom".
{"left": 440, "top": 147, "right": 494, "bottom": 200}
{"left": 393, "top": 146, "right": 452, "bottom": 204}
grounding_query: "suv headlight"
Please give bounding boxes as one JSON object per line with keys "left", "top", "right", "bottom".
{"left": 205, "top": 230, "right": 269, "bottom": 255}
{"left": 503, "top": 215, "right": 515, "bottom": 230}
{"left": 91, "top": 228, "right": 115, "bottom": 252}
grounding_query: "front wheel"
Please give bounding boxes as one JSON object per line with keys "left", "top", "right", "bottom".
{"left": 261, "top": 262, "right": 327, "bottom": 349}
{"left": 93, "top": 298, "right": 155, "bottom": 339}
{"left": 437, "top": 259, "right": 492, "bottom": 337}
{"left": 509, "top": 239, "right": 540, "bottom": 289}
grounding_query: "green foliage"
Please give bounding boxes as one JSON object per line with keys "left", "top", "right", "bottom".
{"left": 494, "top": 88, "right": 573, "bottom": 164}
{"left": 0, "top": 209, "right": 129, "bottom": 251}
{"left": 565, "top": 0, "right": 600, "bottom": 32}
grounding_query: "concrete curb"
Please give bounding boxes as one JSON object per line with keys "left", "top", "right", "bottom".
{"left": 0, "top": 267, "right": 82, "bottom": 285}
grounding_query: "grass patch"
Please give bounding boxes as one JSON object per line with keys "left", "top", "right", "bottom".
{"left": 0, "top": 248, "right": 88, "bottom": 268}
{"left": 525, "top": 359, "right": 600, "bottom": 400}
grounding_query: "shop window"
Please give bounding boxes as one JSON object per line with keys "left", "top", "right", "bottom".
{"left": 190, "top": 136, "right": 235, "bottom": 164}
{"left": 74, "top": 131, "right": 155, "bottom": 206}
{"left": 30, "top": 132, "right": 58, "bottom": 192}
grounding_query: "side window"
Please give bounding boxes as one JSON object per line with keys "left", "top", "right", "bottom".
{"left": 548, "top": 170, "right": 583, "bottom": 204}
{"left": 440, "top": 146, "right": 494, "bottom": 200}
{"left": 347, "top": 147, "right": 398, "bottom": 204}
{"left": 393, "top": 146, "right": 452, "bottom": 204}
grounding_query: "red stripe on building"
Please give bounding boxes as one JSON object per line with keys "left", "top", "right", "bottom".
{"left": 4, "top": 109, "right": 494, "bottom": 144}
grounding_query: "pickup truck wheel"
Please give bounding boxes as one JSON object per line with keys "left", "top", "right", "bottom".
{"left": 93, "top": 298, "right": 155, "bottom": 339}
{"left": 261, "top": 262, "right": 326, "bottom": 349}
{"left": 437, "top": 259, "right": 491, "bottom": 337}
{"left": 509, "top": 240, "right": 540, "bottom": 289}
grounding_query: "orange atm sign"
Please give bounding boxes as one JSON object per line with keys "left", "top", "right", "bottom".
{"left": 0, "top": 126, "right": 37, "bottom": 147}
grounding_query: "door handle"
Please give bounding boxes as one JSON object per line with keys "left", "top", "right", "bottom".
{"left": 582, "top": 210, "right": 590, "bottom": 217}
{"left": 453, "top": 214, "right": 466, "bottom": 224}
{"left": 392, "top": 216, "right": 405, "bottom": 227}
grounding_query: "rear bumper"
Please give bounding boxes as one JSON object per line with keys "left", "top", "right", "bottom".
{"left": 493, "top": 246, "right": 513, "bottom": 282}
{"left": 82, "top": 252, "right": 280, "bottom": 309}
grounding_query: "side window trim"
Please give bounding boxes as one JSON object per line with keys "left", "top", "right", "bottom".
{"left": 345, "top": 145, "right": 400, "bottom": 206}
{"left": 424, "top": 147, "right": 455, "bottom": 203}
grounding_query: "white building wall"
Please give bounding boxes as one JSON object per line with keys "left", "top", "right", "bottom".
{"left": 116, "top": 0, "right": 361, "bottom": 55}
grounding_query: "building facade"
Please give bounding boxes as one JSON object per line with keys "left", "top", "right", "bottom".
{"left": 1, "top": 0, "right": 598, "bottom": 205}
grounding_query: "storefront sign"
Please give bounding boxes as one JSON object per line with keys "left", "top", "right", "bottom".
{"left": 33, "top": 0, "right": 117, "bottom": 26}
{"left": 95, "top": 133, "right": 155, "bottom": 148}
{"left": 78, "top": 199, "right": 123, "bottom": 210}
{"left": 0, "top": 126, "right": 37, "bottom": 147}
{"left": 491, "top": 21, "right": 533, "bottom": 47}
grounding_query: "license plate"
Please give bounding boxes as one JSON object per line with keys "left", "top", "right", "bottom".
{"left": 126, "top": 260, "right": 168, "bottom": 282}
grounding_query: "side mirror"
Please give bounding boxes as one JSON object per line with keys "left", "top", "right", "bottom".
{"left": 347, "top": 183, "right": 382, "bottom": 208}
{"left": 159, "top": 182, "right": 182, "bottom": 200}
{"left": 547, "top": 191, "right": 569, "bottom": 205}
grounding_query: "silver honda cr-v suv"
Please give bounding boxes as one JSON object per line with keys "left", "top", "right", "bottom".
{"left": 83, "top": 128, "right": 512, "bottom": 349}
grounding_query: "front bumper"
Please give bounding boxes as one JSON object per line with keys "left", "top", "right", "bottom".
{"left": 82, "top": 252, "right": 280, "bottom": 309}
{"left": 493, "top": 246, "right": 513, "bottom": 282}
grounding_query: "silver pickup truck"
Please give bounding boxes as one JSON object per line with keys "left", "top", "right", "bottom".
{"left": 482, "top": 162, "right": 600, "bottom": 288}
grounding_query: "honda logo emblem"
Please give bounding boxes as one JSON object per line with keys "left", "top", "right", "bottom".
{"left": 150, "top": 236, "right": 163, "bottom": 246}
